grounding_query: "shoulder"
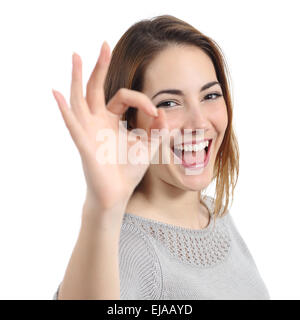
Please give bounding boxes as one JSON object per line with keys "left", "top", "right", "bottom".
{"left": 202, "top": 195, "right": 231, "bottom": 221}
{"left": 119, "top": 220, "right": 159, "bottom": 262}
{"left": 203, "top": 195, "right": 254, "bottom": 257}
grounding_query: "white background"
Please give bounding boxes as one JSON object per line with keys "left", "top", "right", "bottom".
{"left": 0, "top": 0, "right": 299, "bottom": 300}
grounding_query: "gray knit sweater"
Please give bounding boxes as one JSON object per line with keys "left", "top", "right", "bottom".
{"left": 53, "top": 195, "right": 270, "bottom": 300}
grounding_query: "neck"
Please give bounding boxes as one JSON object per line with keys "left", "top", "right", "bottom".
{"left": 126, "top": 172, "right": 210, "bottom": 229}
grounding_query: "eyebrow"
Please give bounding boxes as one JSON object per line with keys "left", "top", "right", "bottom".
{"left": 151, "top": 81, "right": 221, "bottom": 100}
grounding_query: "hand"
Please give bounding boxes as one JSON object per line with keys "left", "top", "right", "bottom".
{"left": 52, "top": 41, "right": 169, "bottom": 214}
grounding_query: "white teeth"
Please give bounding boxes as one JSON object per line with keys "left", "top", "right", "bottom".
{"left": 174, "top": 140, "right": 209, "bottom": 152}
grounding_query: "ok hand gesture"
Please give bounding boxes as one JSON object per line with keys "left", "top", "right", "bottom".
{"left": 52, "top": 41, "right": 169, "bottom": 215}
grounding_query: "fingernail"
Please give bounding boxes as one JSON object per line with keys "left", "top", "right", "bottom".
{"left": 152, "top": 107, "right": 158, "bottom": 117}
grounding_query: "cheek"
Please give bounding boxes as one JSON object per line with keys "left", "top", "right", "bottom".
{"left": 212, "top": 102, "right": 228, "bottom": 133}
{"left": 220, "top": 105, "right": 229, "bottom": 132}
{"left": 160, "top": 111, "right": 182, "bottom": 132}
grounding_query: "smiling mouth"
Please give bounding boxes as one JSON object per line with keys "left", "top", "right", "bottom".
{"left": 171, "top": 139, "right": 212, "bottom": 167}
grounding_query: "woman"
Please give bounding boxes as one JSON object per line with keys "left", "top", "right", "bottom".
{"left": 52, "top": 15, "right": 270, "bottom": 300}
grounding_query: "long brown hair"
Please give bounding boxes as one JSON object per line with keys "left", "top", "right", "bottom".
{"left": 104, "top": 14, "right": 239, "bottom": 220}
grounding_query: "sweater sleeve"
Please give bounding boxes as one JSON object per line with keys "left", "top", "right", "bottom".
{"left": 119, "top": 223, "right": 163, "bottom": 300}
{"left": 52, "top": 223, "right": 162, "bottom": 300}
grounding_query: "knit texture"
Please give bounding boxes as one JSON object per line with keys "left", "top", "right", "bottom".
{"left": 53, "top": 195, "right": 270, "bottom": 300}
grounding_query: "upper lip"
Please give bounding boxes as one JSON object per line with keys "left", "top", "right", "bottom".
{"left": 173, "top": 138, "right": 212, "bottom": 148}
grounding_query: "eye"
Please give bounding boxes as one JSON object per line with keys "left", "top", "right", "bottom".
{"left": 203, "top": 92, "right": 223, "bottom": 101}
{"left": 156, "top": 100, "right": 178, "bottom": 108}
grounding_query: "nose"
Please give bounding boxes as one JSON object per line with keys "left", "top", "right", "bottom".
{"left": 181, "top": 101, "right": 210, "bottom": 135}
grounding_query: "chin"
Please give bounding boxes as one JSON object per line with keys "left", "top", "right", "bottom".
{"left": 166, "top": 162, "right": 213, "bottom": 192}
{"left": 180, "top": 176, "right": 211, "bottom": 191}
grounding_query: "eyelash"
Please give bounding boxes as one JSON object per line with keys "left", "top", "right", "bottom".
{"left": 156, "top": 92, "right": 223, "bottom": 108}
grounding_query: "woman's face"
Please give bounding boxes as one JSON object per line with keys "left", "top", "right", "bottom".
{"left": 136, "top": 44, "right": 228, "bottom": 191}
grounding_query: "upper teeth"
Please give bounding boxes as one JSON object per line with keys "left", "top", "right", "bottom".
{"left": 174, "top": 140, "right": 209, "bottom": 152}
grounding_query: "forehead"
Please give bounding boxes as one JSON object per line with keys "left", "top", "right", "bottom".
{"left": 143, "top": 45, "right": 217, "bottom": 95}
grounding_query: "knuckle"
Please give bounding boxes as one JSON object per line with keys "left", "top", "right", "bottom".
{"left": 86, "top": 78, "right": 101, "bottom": 92}
{"left": 86, "top": 79, "right": 93, "bottom": 91}
{"left": 70, "top": 97, "right": 78, "bottom": 108}
{"left": 116, "top": 88, "right": 128, "bottom": 99}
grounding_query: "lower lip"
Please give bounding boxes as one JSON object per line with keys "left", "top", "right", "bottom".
{"left": 172, "top": 141, "right": 212, "bottom": 170}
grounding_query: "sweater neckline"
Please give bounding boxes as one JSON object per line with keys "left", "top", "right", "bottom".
{"left": 123, "top": 196, "right": 216, "bottom": 235}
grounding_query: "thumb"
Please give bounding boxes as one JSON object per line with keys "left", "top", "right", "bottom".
{"left": 147, "top": 109, "right": 171, "bottom": 163}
